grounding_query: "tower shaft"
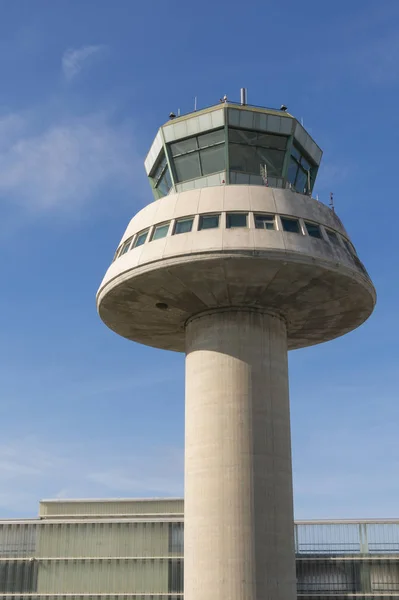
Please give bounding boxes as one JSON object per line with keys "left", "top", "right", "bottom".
{"left": 184, "top": 309, "right": 297, "bottom": 600}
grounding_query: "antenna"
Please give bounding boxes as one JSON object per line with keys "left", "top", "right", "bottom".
{"left": 178, "top": 108, "right": 181, "bottom": 117}
{"left": 240, "top": 88, "right": 247, "bottom": 106}
{"left": 329, "top": 192, "right": 335, "bottom": 212}
{"left": 194, "top": 96, "right": 197, "bottom": 111}
{"left": 301, "top": 117, "right": 304, "bottom": 126}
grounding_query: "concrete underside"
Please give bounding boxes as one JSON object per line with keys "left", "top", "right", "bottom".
{"left": 98, "top": 251, "right": 375, "bottom": 352}
{"left": 185, "top": 309, "right": 296, "bottom": 600}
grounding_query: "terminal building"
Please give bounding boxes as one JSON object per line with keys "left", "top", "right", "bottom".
{"left": 0, "top": 498, "right": 398, "bottom": 599}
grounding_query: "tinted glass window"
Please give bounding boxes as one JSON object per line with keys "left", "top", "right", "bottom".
{"left": 199, "top": 214, "right": 220, "bottom": 230}
{"left": 120, "top": 236, "right": 133, "bottom": 255}
{"left": 200, "top": 145, "right": 225, "bottom": 175}
{"left": 229, "top": 128, "right": 286, "bottom": 179}
{"left": 170, "top": 130, "right": 225, "bottom": 182}
{"left": 133, "top": 230, "right": 149, "bottom": 247}
{"left": 281, "top": 217, "right": 300, "bottom": 234}
{"left": 174, "top": 154, "right": 201, "bottom": 181}
{"left": 226, "top": 213, "right": 248, "bottom": 228}
{"left": 326, "top": 230, "right": 339, "bottom": 245}
{"left": 255, "top": 214, "right": 275, "bottom": 230}
{"left": 157, "top": 168, "right": 172, "bottom": 196}
{"left": 171, "top": 138, "right": 197, "bottom": 156}
{"left": 229, "top": 144, "right": 284, "bottom": 177}
{"left": 305, "top": 221, "right": 322, "bottom": 239}
{"left": 198, "top": 129, "right": 224, "bottom": 148}
{"left": 152, "top": 223, "right": 170, "bottom": 240}
{"left": 174, "top": 218, "right": 194, "bottom": 234}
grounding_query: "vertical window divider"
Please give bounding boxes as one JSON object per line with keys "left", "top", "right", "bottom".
{"left": 161, "top": 128, "right": 177, "bottom": 194}
{"left": 224, "top": 117, "right": 230, "bottom": 184}
{"left": 192, "top": 215, "right": 200, "bottom": 232}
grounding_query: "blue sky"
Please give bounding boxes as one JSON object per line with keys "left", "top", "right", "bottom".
{"left": 0, "top": 0, "right": 397, "bottom": 519}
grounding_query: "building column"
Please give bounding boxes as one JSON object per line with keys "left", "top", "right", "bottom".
{"left": 184, "top": 308, "right": 297, "bottom": 600}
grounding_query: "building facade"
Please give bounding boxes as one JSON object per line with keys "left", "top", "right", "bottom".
{"left": 0, "top": 498, "right": 398, "bottom": 599}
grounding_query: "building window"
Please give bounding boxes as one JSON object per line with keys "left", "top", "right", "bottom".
{"left": 342, "top": 238, "right": 355, "bottom": 255}
{"left": 169, "top": 523, "right": 184, "bottom": 553}
{"left": 304, "top": 221, "right": 322, "bottom": 239}
{"left": 226, "top": 213, "right": 248, "bottom": 228}
{"left": 287, "top": 144, "right": 315, "bottom": 194}
{"left": 151, "top": 152, "right": 173, "bottom": 197}
{"left": 151, "top": 222, "right": 170, "bottom": 241}
{"left": 170, "top": 129, "right": 225, "bottom": 183}
{"left": 229, "top": 128, "right": 287, "bottom": 180}
{"left": 198, "top": 214, "right": 220, "bottom": 230}
{"left": 119, "top": 236, "right": 133, "bottom": 256}
{"left": 254, "top": 214, "right": 275, "bottom": 230}
{"left": 133, "top": 229, "right": 149, "bottom": 248}
{"left": 281, "top": 216, "right": 301, "bottom": 233}
{"left": 326, "top": 229, "right": 340, "bottom": 245}
{"left": 174, "top": 217, "right": 194, "bottom": 235}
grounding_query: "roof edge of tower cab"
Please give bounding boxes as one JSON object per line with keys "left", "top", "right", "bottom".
{"left": 161, "top": 101, "right": 295, "bottom": 129}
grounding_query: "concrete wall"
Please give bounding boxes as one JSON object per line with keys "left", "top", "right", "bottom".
{"left": 185, "top": 309, "right": 297, "bottom": 600}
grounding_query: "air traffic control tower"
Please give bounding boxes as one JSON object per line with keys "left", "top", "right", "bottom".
{"left": 97, "top": 92, "right": 376, "bottom": 600}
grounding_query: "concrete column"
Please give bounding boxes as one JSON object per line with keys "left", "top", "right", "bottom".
{"left": 184, "top": 308, "right": 297, "bottom": 600}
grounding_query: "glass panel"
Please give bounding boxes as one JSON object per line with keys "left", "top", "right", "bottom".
{"left": 305, "top": 221, "right": 322, "bottom": 239}
{"left": 229, "top": 129, "right": 258, "bottom": 145}
{"left": 120, "top": 236, "right": 133, "bottom": 255}
{"left": 226, "top": 213, "right": 248, "bottom": 228}
{"left": 199, "top": 214, "right": 220, "bottom": 230}
{"left": 170, "top": 137, "right": 197, "bottom": 156}
{"left": 174, "top": 218, "right": 193, "bottom": 234}
{"left": 157, "top": 167, "right": 172, "bottom": 196}
{"left": 200, "top": 145, "right": 225, "bottom": 175}
{"left": 342, "top": 239, "right": 354, "bottom": 254}
{"left": 287, "top": 158, "right": 298, "bottom": 185}
{"left": 133, "top": 230, "right": 149, "bottom": 247}
{"left": 152, "top": 153, "right": 167, "bottom": 181}
{"left": 291, "top": 145, "right": 301, "bottom": 161}
{"left": 256, "top": 147, "right": 285, "bottom": 177}
{"left": 174, "top": 152, "right": 201, "bottom": 181}
{"left": 326, "top": 229, "right": 339, "bottom": 245}
{"left": 301, "top": 155, "right": 311, "bottom": 171}
{"left": 281, "top": 217, "right": 300, "bottom": 234}
{"left": 229, "top": 144, "right": 284, "bottom": 177}
{"left": 295, "top": 167, "right": 308, "bottom": 193}
{"left": 255, "top": 214, "right": 275, "bottom": 230}
{"left": 152, "top": 223, "right": 170, "bottom": 240}
{"left": 198, "top": 129, "right": 224, "bottom": 148}
{"left": 256, "top": 132, "right": 287, "bottom": 150}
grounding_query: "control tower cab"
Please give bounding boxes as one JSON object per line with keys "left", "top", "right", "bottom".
{"left": 97, "top": 93, "right": 375, "bottom": 600}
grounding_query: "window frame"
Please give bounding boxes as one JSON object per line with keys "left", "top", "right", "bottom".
{"left": 254, "top": 213, "right": 276, "bottom": 230}
{"left": 198, "top": 214, "right": 220, "bottom": 231}
{"left": 132, "top": 229, "right": 149, "bottom": 248}
{"left": 173, "top": 217, "right": 194, "bottom": 235}
{"left": 151, "top": 222, "right": 171, "bottom": 241}
{"left": 226, "top": 212, "right": 248, "bottom": 229}
{"left": 169, "top": 129, "right": 226, "bottom": 183}
{"left": 280, "top": 216, "right": 301, "bottom": 234}
{"left": 304, "top": 221, "right": 322, "bottom": 239}
{"left": 326, "top": 229, "right": 340, "bottom": 245}
{"left": 119, "top": 236, "right": 134, "bottom": 256}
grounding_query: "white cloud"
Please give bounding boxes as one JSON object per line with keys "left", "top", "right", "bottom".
{"left": 62, "top": 45, "right": 105, "bottom": 82}
{"left": 0, "top": 111, "right": 141, "bottom": 213}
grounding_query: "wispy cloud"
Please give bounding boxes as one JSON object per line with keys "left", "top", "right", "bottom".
{"left": 0, "top": 111, "right": 140, "bottom": 215}
{"left": 62, "top": 45, "right": 105, "bottom": 82}
{"left": 0, "top": 436, "right": 183, "bottom": 517}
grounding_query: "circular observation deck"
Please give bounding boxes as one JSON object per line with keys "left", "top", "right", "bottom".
{"left": 97, "top": 185, "right": 376, "bottom": 352}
